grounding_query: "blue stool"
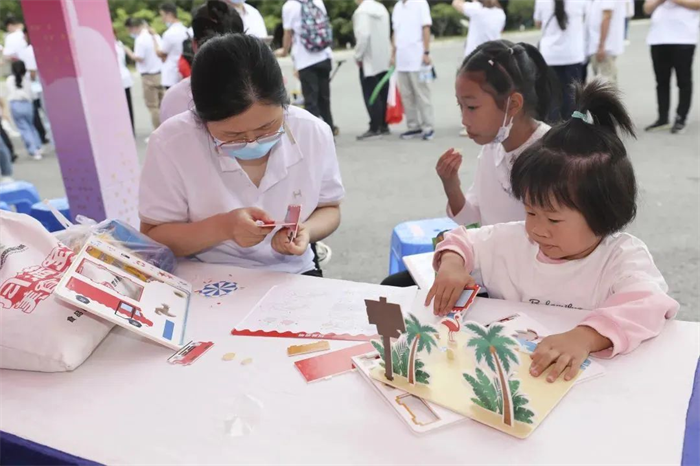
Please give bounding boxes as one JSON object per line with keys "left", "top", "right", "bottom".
{"left": 29, "top": 198, "right": 72, "bottom": 232}
{"left": 0, "top": 201, "right": 10, "bottom": 211}
{"left": 389, "top": 217, "right": 459, "bottom": 274}
{"left": 0, "top": 181, "right": 41, "bottom": 214}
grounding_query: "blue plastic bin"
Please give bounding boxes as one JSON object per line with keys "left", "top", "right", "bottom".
{"left": 389, "top": 217, "right": 458, "bottom": 274}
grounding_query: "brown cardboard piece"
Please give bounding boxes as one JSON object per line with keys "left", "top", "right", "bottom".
{"left": 365, "top": 297, "right": 406, "bottom": 381}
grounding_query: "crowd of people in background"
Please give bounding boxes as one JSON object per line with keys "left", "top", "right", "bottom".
{"left": 0, "top": 0, "right": 698, "bottom": 186}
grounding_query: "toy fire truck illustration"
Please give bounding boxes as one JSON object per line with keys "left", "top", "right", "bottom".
{"left": 66, "top": 276, "right": 154, "bottom": 328}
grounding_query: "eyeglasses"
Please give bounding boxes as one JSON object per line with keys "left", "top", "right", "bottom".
{"left": 212, "top": 126, "right": 286, "bottom": 152}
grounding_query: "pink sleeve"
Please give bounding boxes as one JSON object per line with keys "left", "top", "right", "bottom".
{"left": 579, "top": 236, "right": 679, "bottom": 358}
{"left": 432, "top": 227, "right": 476, "bottom": 272}
{"left": 580, "top": 291, "right": 678, "bottom": 358}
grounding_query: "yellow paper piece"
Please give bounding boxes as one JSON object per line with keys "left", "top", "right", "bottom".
{"left": 222, "top": 353, "right": 236, "bottom": 361}
{"left": 241, "top": 357, "right": 253, "bottom": 366}
{"left": 287, "top": 341, "right": 330, "bottom": 356}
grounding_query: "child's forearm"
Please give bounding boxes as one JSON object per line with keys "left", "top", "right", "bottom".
{"left": 443, "top": 181, "right": 466, "bottom": 217}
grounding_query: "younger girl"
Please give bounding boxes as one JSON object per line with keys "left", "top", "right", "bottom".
{"left": 437, "top": 40, "right": 558, "bottom": 229}
{"left": 427, "top": 80, "right": 679, "bottom": 383}
{"left": 6, "top": 61, "right": 43, "bottom": 160}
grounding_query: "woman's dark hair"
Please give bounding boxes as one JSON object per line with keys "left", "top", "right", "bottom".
{"left": 124, "top": 17, "right": 145, "bottom": 28}
{"left": 11, "top": 61, "right": 26, "bottom": 89}
{"left": 460, "top": 40, "right": 560, "bottom": 123}
{"left": 191, "top": 34, "right": 289, "bottom": 122}
{"left": 554, "top": 0, "right": 568, "bottom": 31}
{"left": 191, "top": 0, "right": 244, "bottom": 45}
{"left": 510, "top": 80, "right": 638, "bottom": 237}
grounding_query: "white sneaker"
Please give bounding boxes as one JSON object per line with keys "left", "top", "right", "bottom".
{"left": 0, "top": 176, "right": 14, "bottom": 184}
{"left": 31, "top": 152, "right": 43, "bottom": 160}
{"left": 315, "top": 241, "right": 332, "bottom": 267}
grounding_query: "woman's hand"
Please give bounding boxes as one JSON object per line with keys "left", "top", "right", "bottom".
{"left": 436, "top": 148, "right": 463, "bottom": 187}
{"left": 271, "top": 223, "right": 310, "bottom": 256}
{"left": 221, "top": 207, "right": 275, "bottom": 248}
{"left": 529, "top": 326, "right": 612, "bottom": 383}
{"left": 425, "top": 252, "right": 476, "bottom": 316}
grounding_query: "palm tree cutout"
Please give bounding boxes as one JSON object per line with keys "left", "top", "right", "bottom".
{"left": 465, "top": 323, "right": 521, "bottom": 427}
{"left": 405, "top": 314, "right": 438, "bottom": 385}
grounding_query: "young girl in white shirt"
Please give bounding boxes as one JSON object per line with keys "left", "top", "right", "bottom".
{"left": 437, "top": 40, "right": 558, "bottom": 229}
{"left": 428, "top": 80, "right": 678, "bottom": 382}
{"left": 382, "top": 40, "right": 557, "bottom": 288}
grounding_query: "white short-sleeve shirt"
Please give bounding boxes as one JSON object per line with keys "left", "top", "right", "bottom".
{"left": 647, "top": 0, "right": 700, "bottom": 46}
{"left": 116, "top": 41, "right": 134, "bottom": 89}
{"left": 534, "top": 0, "right": 587, "bottom": 66}
{"left": 134, "top": 29, "right": 163, "bottom": 75}
{"left": 2, "top": 30, "right": 27, "bottom": 58}
{"left": 160, "top": 77, "right": 192, "bottom": 123}
{"left": 392, "top": 0, "right": 432, "bottom": 72}
{"left": 449, "top": 123, "right": 550, "bottom": 227}
{"left": 587, "top": 0, "right": 626, "bottom": 57}
{"left": 282, "top": 0, "right": 332, "bottom": 71}
{"left": 160, "top": 22, "right": 189, "bottom": 87}
{"left": 461, "top": 3, "right": 505, "bottom": 57}
{"left": 139, "top": 105, "right": 345, "bottom": 273}
{"left": 241, "top": 3, "right": 268, "bottom": 38}
{"left": 17, "top": 45, "right": 42, "bottom": 95}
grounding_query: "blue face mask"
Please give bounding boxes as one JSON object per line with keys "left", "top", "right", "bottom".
{"left": 215, "top": 129, "right": 284, "bottom": 161}
{"left": 130, "top": 33, "right": 138, "bottom": 39}
{"left": 164, "top": 21, "right": 172, "bottom": 27}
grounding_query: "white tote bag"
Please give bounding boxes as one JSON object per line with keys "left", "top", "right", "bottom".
{"left": 0, "top": 211, "right": 113, "bottom": 372}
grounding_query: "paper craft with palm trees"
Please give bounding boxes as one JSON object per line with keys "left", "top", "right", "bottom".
{"left": 369, "top": 317, "right": 582, "bottom": 439}
{"left": 371, "top": 314, "right": 438, "bottom": 385}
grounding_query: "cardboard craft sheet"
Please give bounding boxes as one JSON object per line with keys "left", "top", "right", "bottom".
{"left": 353, "top": 352, "right": 467, "bottom": 434}
{"left": 366, "top": 297, "right": 593, "bottom": 439}
{"left": 55, "top": 236, "right": 192, "bottom": 350}
{"left": 232, "top": 280, "right": 417, "bottom": 341}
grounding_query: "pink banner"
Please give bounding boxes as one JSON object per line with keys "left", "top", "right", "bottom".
{"left": 22, "top": 0, "right": 140, "bottom": 225}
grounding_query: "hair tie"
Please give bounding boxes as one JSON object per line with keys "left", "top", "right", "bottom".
{"left": 509, "top": 48, "right": 514, "bottom": 55}
{"left": 572, "top": 110, "right": 594, "bottom": 124}
{"left": 488, "top": 59, "right": 494, "bottom": 66}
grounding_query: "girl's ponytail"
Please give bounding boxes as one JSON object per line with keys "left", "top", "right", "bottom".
{"left": 11, "top": 60, "right": 25, "bottom": 90}
{"left": 520, "top": 42, "right": 558, "bottom": 122}
{"left": 574, "top": 79, "right": 636, "bottom": 139}
{"left": 554, "top": 0, "right": 568, "bottom": 31}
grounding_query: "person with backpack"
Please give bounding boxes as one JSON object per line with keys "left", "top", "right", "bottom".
{"left": 276, "top": 0, "right": 337, "bottom": 135}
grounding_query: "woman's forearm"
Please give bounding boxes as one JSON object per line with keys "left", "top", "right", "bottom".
{"left": 141, "top": 214, "right": 230, "bottom": 257}
{"left": 304, "top": 205, "right": 341, "bottom": 243}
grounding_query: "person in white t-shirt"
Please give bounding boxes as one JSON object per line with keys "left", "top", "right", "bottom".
{"left": 276, "top": 0, "right": 336, "bottom": 134}
{"left": 157, "top": 3, "right": 189, "bottom": 90}
{"left": 429, "top": 80, "right": 679, "bottom": 382}
{"left": 2, "top": 17, "right": 27, "bottom": 61}
{"left": 160, "top": 0, "right": 244, "bottom": 123}
{"left": 229, "top": 0, "right": 268, "bottom": 38}
{"left": 141, "top": 34, "right": 344, "bottom": 275}
{"left": 644, "top": 0, "right": 700, "bottom": 134}
{"left": 586, "top": 0, "right": 627, "bottom": 83}
{"left": 535, "top": 0, "right": 587, "bottom": 120}
{"left": 391, "top": 0, "right": 435, "bottom": 140}
{"left": 126, "top": 17, "right": 164, "bottom": 130}
{"left": 115, "top": 36, "right": 135, "bottom": 133}
{"left": 17, "top": 39, "right": 49, "bottom": 145}
{"left": 453, "top": 0, "right": 506, "bottom": 58}
{"left": 6, "top": 61, "right": 43, "bottom": 160}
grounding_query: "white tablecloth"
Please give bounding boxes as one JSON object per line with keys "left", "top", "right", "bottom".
{"left": 1, "top": 261, "right": 698, "bottom": 464}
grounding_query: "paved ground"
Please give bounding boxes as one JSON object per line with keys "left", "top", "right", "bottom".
{"left": 7, "top": 22, "right": 700, "bottom": 321}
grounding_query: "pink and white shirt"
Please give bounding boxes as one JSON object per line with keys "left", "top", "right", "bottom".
{"left": 434, "top": 222, "right": 679, "bottom": 358}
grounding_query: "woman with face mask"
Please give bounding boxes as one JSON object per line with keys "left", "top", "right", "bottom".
{"left": 139, "top": 33, "right": 344, "bottom": 276}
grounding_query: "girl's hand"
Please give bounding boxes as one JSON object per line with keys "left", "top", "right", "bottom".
{"left": 436, "top": 148, "right": 463, "bottom": 186}
{"left": 223, "top": 207, "right": 275, "bottom": 248}
{"left": 425, "top": 252, "right": 476, "bottom": 316}
{"left": 271, "top": 223, "right": 310, "bottom": 256}
{"left": 529, "top": 326, "right": 611, "bottom": 383}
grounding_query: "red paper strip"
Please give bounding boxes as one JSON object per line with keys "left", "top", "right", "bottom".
{"left": 294, "top": 342, "right": 375, "bottom": 383}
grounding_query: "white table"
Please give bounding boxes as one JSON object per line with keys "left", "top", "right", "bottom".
{"left": 1, "top": 261, "right": 698, "bottom": 465}
{"left": 403, "top": 251, "right": 436, "bottom": 290}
